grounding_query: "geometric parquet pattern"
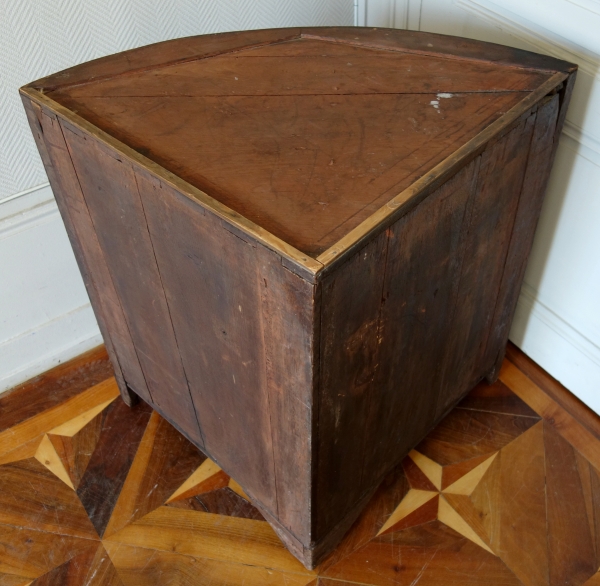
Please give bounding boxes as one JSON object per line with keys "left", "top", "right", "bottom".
{"left": 1, "top": 346, "right": 599, "bottom": 585}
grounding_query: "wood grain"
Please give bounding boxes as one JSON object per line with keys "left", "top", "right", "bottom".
{"left": 103, "top": 411, "right": 206, "bottom": 538}
{"left": 0, "top": 378, "right": 119, "bottom": 460}
{"left": 18, "top": 27, "right": 575, "bottom": 569}
{"left": 0, "top": 342, "right": 599, "bottom": 583}
{"left": 544, "top": 423, "right": 597, "bottom": 585}
{"left": 499, "top": 360, "right": 600, "bottom": 472}
{"left": 76, "top": 399, "right": 152, "bottom": 537}
{"left": 0, "top": 346, "right": 112, "bottom": 433}
{"left": 136, "top": 172, "right": 278, "bottom": 514}
{"left": 104, "top": 506, "right": 313, "bottom": 575}
{"left": 61, "top": 126, "right": 203, "bottom": 446}
{"left": 22, "top": 101, "right": 147, "bottom": 407}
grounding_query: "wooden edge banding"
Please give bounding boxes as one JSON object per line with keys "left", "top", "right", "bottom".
{"left": 19, "top": 86, "right": 323, "bottom": 284}
{"left": 316, "top": 71, "right": 569, "bottom": 274}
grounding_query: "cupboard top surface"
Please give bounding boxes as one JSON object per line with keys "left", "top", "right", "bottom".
{"left": 31, "top": 28, "right": 573, "bottom": 258}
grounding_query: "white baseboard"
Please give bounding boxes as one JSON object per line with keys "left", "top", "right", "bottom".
{"left": 0, "top": 183, "right": 102, "bottom": 395}
{"left": 0, "top": 304, "right": 102, "bottom": 394}
{"left": 510, "top": 283, "right": 600, "bottom": 414}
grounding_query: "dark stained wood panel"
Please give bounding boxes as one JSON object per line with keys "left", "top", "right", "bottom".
{"left": 76, "top": 399, "right": 152, "bottom": 537}
{"left": 50, "top": 90, "right": 527, "bottom": 256}
{"left": 256, "top": 245, "right": 319, "bottom": 544}
{"left": 21, "top": 99, "right": 148, "bottom": 407}
{"left": 135, "top": 172, "right": 277, "bottom": 512}
{"left": 436, "top": 111, "right": 537, "bottom": 418}
{"left": 483, "top": 94, "right": 560, "bottom": 377}
{"left": 316, "top": 232, "right": 389, "bottom": 538}
{"left": 362, "top": 160, "right": 479, "bottom": 483}
{"left": 61, "top": 126, "right": 203, "bottom": 446}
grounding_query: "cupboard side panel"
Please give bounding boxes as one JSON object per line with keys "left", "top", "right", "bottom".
{"left": 257, "top": 246, "right": 318, "bottom": 544}
{"left": 60, "top": 124, "right": 203, "bottom": 446}
{"left": 483, "top": 95, "right": 560, "bottom": 377}
{"left": 136, "top": 172, "right": 277, "bottom": 513}
{"left": 436, "top": 111, "right": 538, "bottom": 418}
{"left": 315, "top": 233, "right": 389, "bottom": 538}
{"left": 362, "top": 160, "right": 480, "bottom": 483}
{"left": 21, "top": 97, "right": 149, "bottom": 405}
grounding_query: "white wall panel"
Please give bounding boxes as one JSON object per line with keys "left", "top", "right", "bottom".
{"left": 0, "top": 0, "right": 353, "bottom": 393}
{"left": 362, "top": 0, "right": 600, "bottom": 411}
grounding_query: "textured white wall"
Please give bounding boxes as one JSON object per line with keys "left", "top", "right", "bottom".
{"left": 0, "top": 0, "right": 353, "bottom": 393}
{"left": 362, "top": 0, "right": 600, "bottom": 412}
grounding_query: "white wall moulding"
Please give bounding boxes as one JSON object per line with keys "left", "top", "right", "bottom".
{"left": 511, "top": 284, "right": 600, "bottom": 414}
{"left": 0, "top": 184, "right": 101, "bottom": 394}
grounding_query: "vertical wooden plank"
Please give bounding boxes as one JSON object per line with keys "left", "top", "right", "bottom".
{"left": 316, "top": 233, "right": 389, "bottom": 539}
{"left": 21, "top": 96, "right": 148, "bottom": 406}
{"left": 135, "top": 172, "right": 277, "bottom": 512}
{"left": 256, "top": 246, "right": 319, "bottom": 546}
{"left": 363, "top": 160, "right": 480, "bottom": 482}
{"left": 60, "top": 124, "right": 203, "bottom": 447}
{"left": 484, "top": 95, "right": 560, "bottom": 378}
{"left": 436, "top": 111, "right": 537, "bottom": 418}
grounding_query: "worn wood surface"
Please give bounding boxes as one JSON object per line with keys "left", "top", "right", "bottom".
{"left": 20, "top": 27, "right": 576, "bottom": 569}
{"left": 0, "top": 345, "right": 598, "bottom": 584}
{"left": 47, "top": 37, "right": 547, "bottom": 256}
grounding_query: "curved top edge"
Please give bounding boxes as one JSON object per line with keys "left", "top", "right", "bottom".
{"left": 24, "top": 27, "right": 577, "bottom": 93}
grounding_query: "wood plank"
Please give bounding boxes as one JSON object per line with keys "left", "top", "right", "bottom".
{"left": 76, "top": 399, "right": 152, "bottom": 537}
{"left": 135, "top": 172, "right": 278, "bottom": 515}
{"left": 0, "top": 458, "right": 97, "bottom": 539}
{"left": 484, "top": 94, "right": 560, "bottom": 378}
{"left": 316, "top": 72, "right": 566, "bottom": 270}
{"left": 103, "top": 411, "right": 206, "bottom": 538}
{"left": 56, "top": 38, "right": 550, "bottom": 99}
{"left": 47, "top": 413, "right": 103, "bottom": 490}
{"left": 544, "top": 422, "right": 597, "bottom": 586}
{"left": 61, "top": 124, "right": 203, "bottom": 445}
{"left": 257, "top": 245, "right": 318, "bottom": 544}
{"left": 322, "top": 521, "right": 523, "bottom": 585}
{"left": 26, "top": 28, "right": 574, "bottom": 95}
{"left": 499, "top": 360, "right": 600, "bottom": 472}
{"left": 0, "top": 346, "right": 112, "bottom": 433}
{"left": 495, "top": 421, "right": 548, "bottom": 586}
{"left": 21, "top": 99, "right": 146, "bottom": 406}
{"left": 436, "top": 111, "right": 537, "bottom": 417}
{"left": 0, "top": 524, "right": 96, "bottom": 582}
{"left": 316, "top": 230, "right": 389, "bottom": 538}
{"left": 104, "top": 506, "right": 313, "bottom": 575}
{"left": 0, "top": 378, "right": 119, "bottom": 459}
{"left": 363, "top": 161, "right": 478, "bottom": 482}
{"left": 168, "top": 486, "right": 265, "bottom": 521}
{"left": 103, "top": 541, "right": 314, "bottom": 586}
{"left": 416, "top": 408, "right": 539, "bottom": 467}
{"left": 30, "top": 546, "right": 98, "bottom": 586}
{"left": 458, "top": 379, "right": 540, "bottom": 418}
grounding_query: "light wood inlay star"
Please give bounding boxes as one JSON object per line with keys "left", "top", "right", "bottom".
{"left": 377, "top": 450, "right": 498, "bottom": 554}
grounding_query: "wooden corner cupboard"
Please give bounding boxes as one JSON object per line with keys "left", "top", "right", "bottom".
{"left": 21, "top": 27, "right": 576, "bottom": 569}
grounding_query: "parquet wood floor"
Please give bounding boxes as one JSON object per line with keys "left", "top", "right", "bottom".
{"left": 0, "top": 344, "right": 597, "bottom": 585}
